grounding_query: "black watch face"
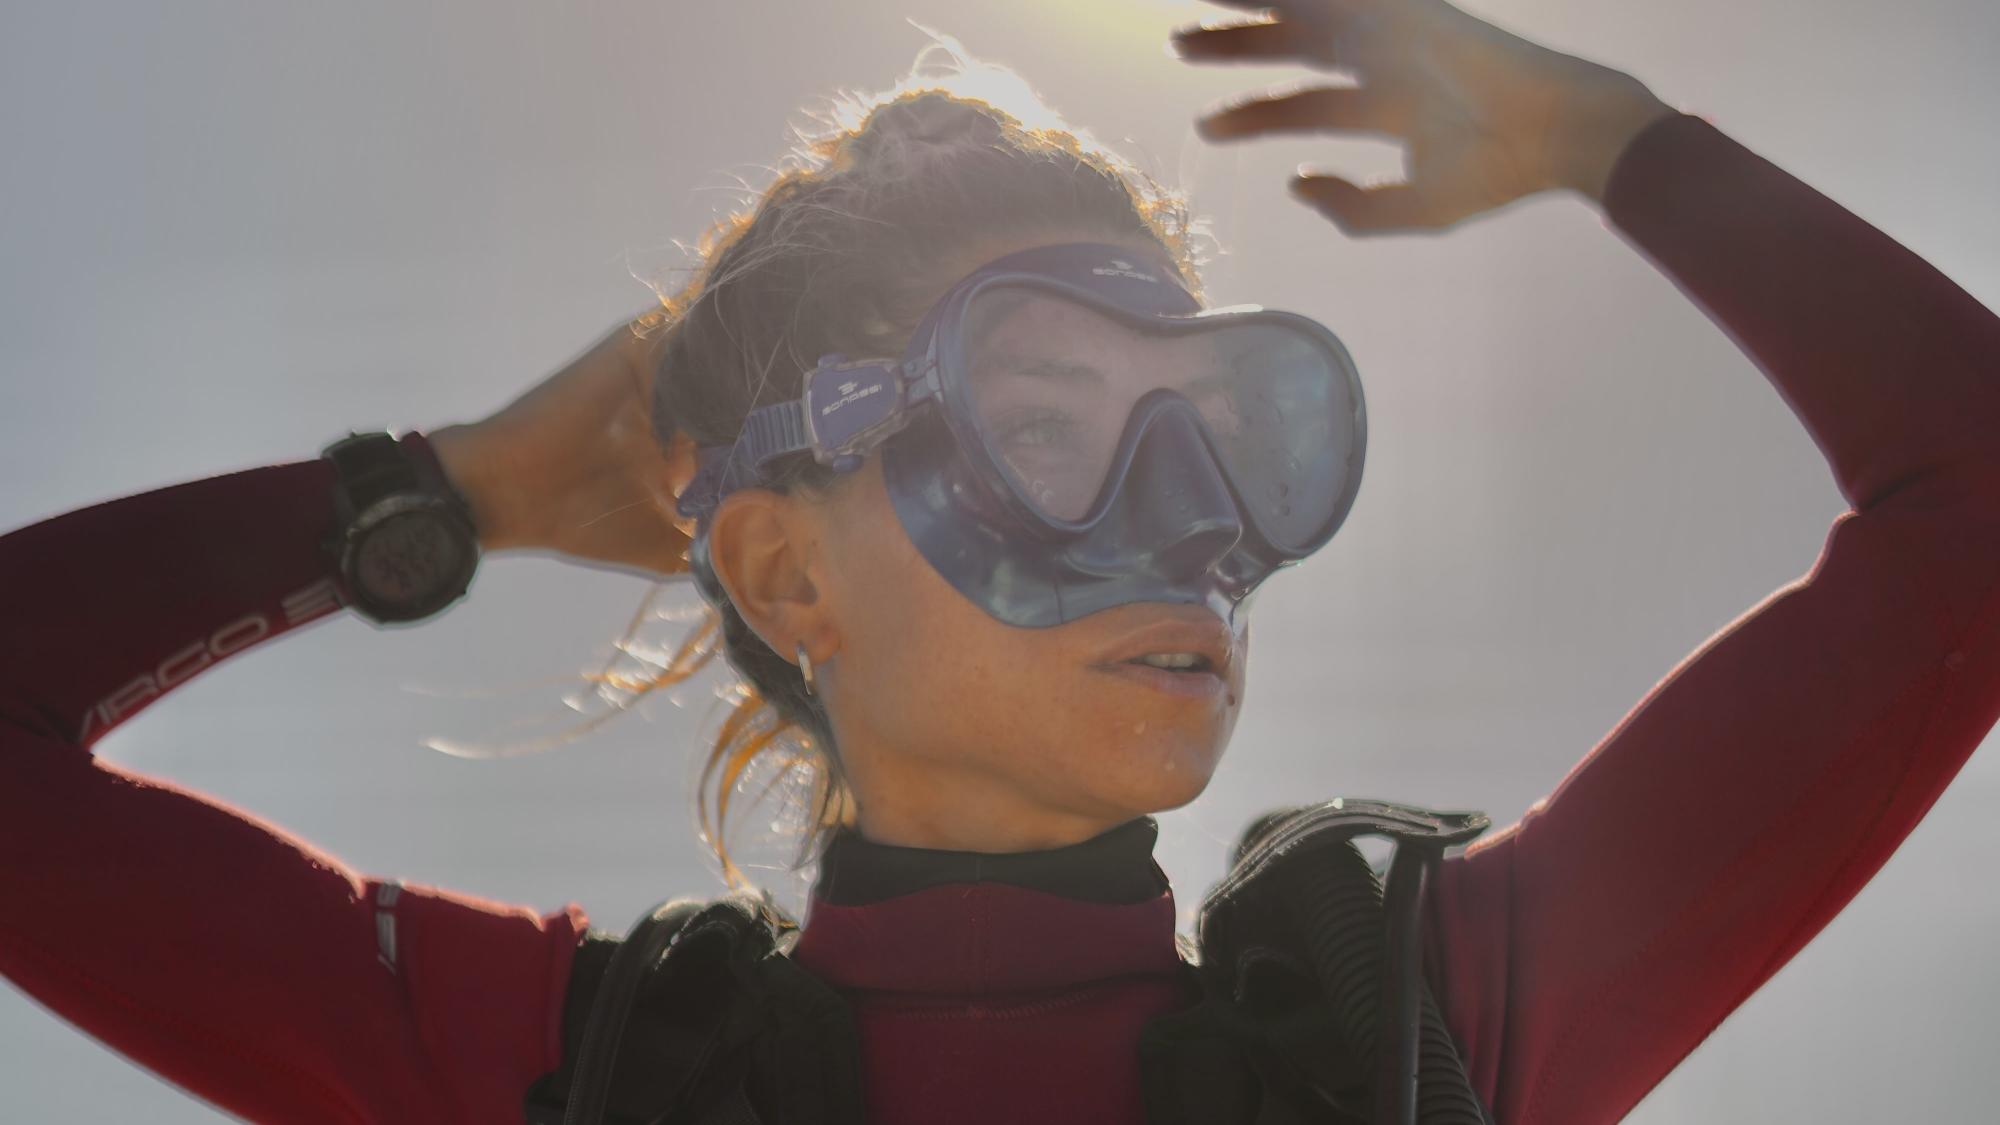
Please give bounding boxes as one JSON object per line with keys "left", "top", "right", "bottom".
{"left": 355, "top": 511, "right": 471, "bottom": 613}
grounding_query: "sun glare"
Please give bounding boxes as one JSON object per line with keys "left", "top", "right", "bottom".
{"left": 807, "top": 4, "right": 1215, "bottom": 146}
{"left": 808, "top": 23, "right": 1082, "bottom": 139}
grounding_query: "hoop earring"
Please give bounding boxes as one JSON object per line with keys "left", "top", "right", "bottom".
{"left": 795, "top": 643, "right": 816, "bottom": 697}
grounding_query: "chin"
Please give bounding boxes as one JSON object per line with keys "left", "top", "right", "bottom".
{"left": 1137, "top": 774, "right": 1215, "bottom": 818}
{"left": 1110, "top": 735, "right": 1226, "bottom": 817}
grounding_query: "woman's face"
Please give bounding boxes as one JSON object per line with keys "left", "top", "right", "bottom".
{"left": 711, "top": 231, "right": 1250, "bottom": 852}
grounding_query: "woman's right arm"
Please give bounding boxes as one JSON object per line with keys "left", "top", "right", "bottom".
{"left": 0, "top": 457, "right": 592, "bottom": 1123}
{"left": 0, "top": 320, "right": 688, "bottom": 1122}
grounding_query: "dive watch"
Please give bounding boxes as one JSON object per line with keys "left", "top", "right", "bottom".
{"left": 322, "top": 431, "right": 480, "bottom": 624}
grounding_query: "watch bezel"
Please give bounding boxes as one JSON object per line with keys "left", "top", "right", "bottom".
{"left": 323, "top": 431, "right": 481, "bottom": 625}
{"left": 337, "top": 493, "right": 480, "bottom": 624}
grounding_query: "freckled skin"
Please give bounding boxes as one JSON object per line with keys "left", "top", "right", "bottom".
{"left": 711, "top": 231, "right": 1251, "bottom": 853}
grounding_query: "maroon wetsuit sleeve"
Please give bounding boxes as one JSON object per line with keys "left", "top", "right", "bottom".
{"left": 0, "top": 461, "right": 588, "bottom": 1123}
{"left": 1421, "top": 115, "right": 2000, "bottom": 1123}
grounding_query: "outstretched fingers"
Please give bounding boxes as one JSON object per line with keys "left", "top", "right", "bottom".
{"left": 1290, "top": 175, "right": 1474, "bottom": 235}
{"left": 1174, "top": 19, "right": 1314, "bottom": 65}
{"left": 1198, "top": 86, "right": 1402, "bottom": 142}
{"left": 1173, "top": 15, "right": 1361, "bottom": 72}
{"left": 1180, "top": 0, "right": 1642, "bottom": 234}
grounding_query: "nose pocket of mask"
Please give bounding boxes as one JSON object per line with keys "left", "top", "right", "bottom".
{"left": 1062, "top": 407, "right": 1243, "bottom": 581}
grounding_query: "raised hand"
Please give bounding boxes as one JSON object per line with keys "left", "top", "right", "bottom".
{"left": 430, "top": 315, "right": 697, "bottom": 578}
{"left": 1173, "top": 0, "right": 1674, "bottom": 233}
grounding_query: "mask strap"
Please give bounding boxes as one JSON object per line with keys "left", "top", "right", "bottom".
{"left": 674, "top": 399, "right": 812, "bottom": 521}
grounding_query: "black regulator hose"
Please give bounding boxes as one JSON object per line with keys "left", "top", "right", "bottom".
{"left": 1376, "top": 846, "right": 1430, "bottom": 1123}
{"left": 1295, "top": 839, "right": 1491, "bottom": 1125}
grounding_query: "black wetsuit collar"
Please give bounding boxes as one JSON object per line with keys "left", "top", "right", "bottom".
{"left": 812, "top": 816, "right": 1166, "bottom": 906}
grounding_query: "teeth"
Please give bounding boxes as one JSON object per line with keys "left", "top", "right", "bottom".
{"left": 1132, "top": 652, "right": 1205, "bottom": 671}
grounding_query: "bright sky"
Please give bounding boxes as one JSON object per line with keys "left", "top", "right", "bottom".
{"left": 3, "top": 1, "right": 1997, "bottom": 1120}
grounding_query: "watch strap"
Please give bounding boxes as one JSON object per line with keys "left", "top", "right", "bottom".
{"left": 324, "top": 431, "right": 477, "bottom": 532}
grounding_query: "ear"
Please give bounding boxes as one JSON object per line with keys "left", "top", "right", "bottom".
{"left": 706, "top": 489, "right": 836, "bottom": 667}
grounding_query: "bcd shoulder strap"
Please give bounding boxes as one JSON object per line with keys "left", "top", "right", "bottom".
{"left": 1140, "top": 798, "right": 1495, "bottom": 1125}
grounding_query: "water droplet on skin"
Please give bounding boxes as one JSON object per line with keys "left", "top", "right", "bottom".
{"left": 1133, "top": 721, "right": 1147, "bottom": 736}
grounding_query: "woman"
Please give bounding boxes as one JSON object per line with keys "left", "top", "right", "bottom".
{"left": 3, "top": 0, "right": 1996, "bottom": 1122}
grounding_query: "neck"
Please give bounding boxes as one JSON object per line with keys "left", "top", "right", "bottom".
{"left": 839, "top": 744, "right": 1136, "bottom": 852}
{"left": 853, "top": 802, "right": 1131, "bottom": 852}
{"left": 813, "top": 815, "right": 1166, "bottom": 905}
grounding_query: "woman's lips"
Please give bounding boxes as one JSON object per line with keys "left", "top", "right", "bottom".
{"left": 1090, "top": 660, "right": 1228, "bottom": 700}
{"left": 1092, "top": 612, "right": 1235, "bottom": 680}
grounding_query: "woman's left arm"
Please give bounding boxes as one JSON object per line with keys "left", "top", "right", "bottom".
{"left": 1427, "top": 117, "right": 2000, "bottom": 1123}
{"left": 1179, "top": 3, "right": 2000, "bottom": 1121}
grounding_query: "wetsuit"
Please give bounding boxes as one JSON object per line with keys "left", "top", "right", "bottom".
{"left": 3, "top": 114, "right": 1997, "bottom": 1124}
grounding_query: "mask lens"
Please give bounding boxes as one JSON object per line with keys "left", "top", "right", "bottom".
{"left": 1201, "top": 322, "right": 1354, "bottom": 550}
{"left": 962, "top": 286, "right": 1129, "bottom": 520}
{"left": 959, "top": 283, "right": 1358, "bottom": 551}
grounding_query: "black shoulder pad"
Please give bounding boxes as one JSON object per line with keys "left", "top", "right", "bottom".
{"left": 525, "top": 895, "right": 786, "bottom": 1125}
{"left": 1158, "top": 798, "right": 1494, "bottom": 1125}
{"left": 522, "top": 928, "right": 634, "bottom": 1125}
